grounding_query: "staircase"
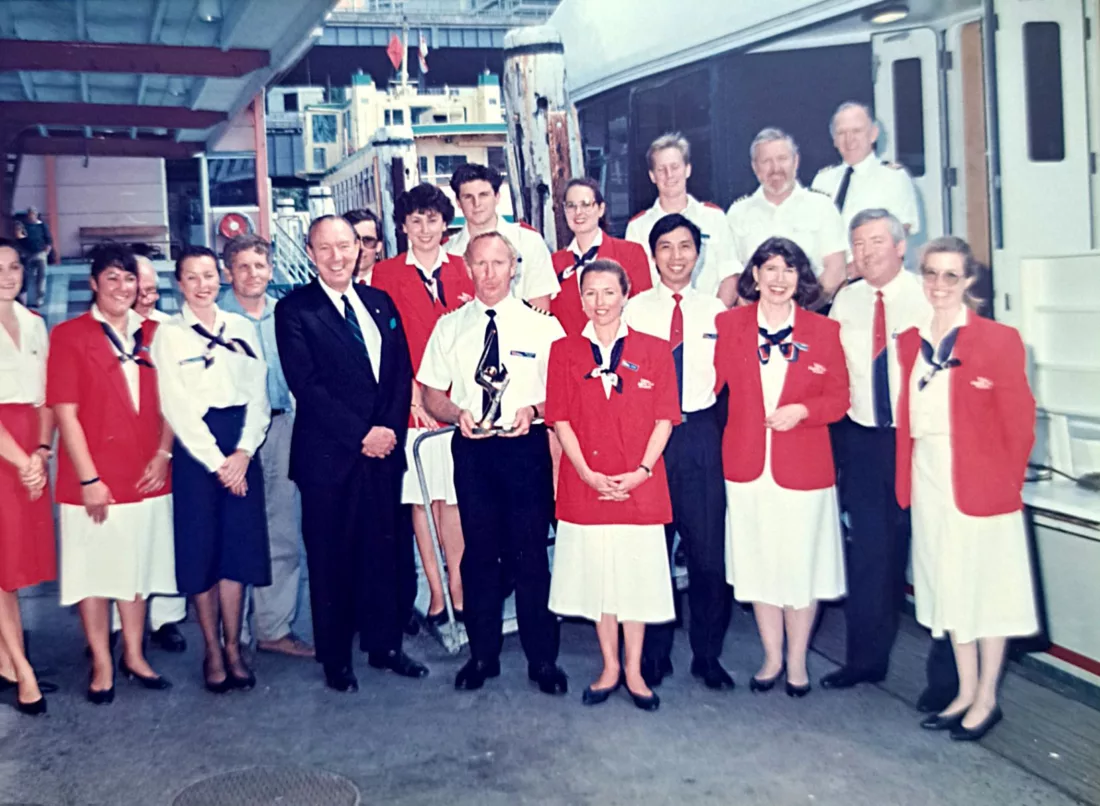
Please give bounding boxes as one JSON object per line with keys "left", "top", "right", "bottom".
{"left": 272, "top": 216, "right": 315, "bottom": 289}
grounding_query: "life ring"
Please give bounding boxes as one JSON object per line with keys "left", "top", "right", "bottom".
{"left": 218, "top": 212, "right": 253, "bottom": 239}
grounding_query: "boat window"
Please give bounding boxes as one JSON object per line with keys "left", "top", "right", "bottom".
{"left": 891, "top": 58, "right": 925, "bottom": 177}
{"left": 1023, "top": 22, "right": 1065, "bottom": 162}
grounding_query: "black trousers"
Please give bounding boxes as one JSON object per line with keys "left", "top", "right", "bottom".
{"left": 643, "top": 407, "right": 731, "bottom": 665}
{"left": 298, "top": 460, "right": 410, "bottom": 670}
{"left": 452, "top": 426, "right": 558, "bottom": 667}
{"left": 832, "top": 417, "right": 911, "bottom": 676}
{"left": 925, "top": 636, "right": 959, "bottom": 697}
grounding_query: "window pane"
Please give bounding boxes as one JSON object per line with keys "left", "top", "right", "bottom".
{"left": 434, "top": 154, "right": 468, "bottom": 177}
{"left": 208, "top": 157, "right": 257, "bottom": 207}
{"left": 1023, "top": 22, "right": 1065, "bottom": 162}
{"left": 313, "top": 148, "right": 326, "bottom": 171}
{"left": 891, "top": 58, "right": 925, "bottom": 177}
{"left": 312, "top": 114, "right": 337, "bottom": 143}
{"left": 486, "top": 146, "right": 508, "bottom": 176}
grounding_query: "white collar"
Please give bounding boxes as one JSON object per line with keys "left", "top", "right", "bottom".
{"left": 568, "top": 229, "right": 603, "bottom": 256}
{"left": 651, "top": 194, "right": 697, "bottom": 217}
{"left": 868, "top": 267, "right": 910, "bottom": 301}
{"left": 757, "top": 301, "right": 795, "bottom": 334}
{"left": 406, "top": 248, "right": 448, "bottom": 273}
{"left": 582, "top": 319, "right": 629, "bottom": 356}
{"left": 654, "top": 280, "right": 695, "bottom": 302}
{"left": 318, "top": 277, "right": 357, "bottom": 308}
{"left": 851, "top": 152, "right": 879, "bottom": 174}
{"left": 91, "top": 303, "right": 144, "bottom": 337}
{"left": 752, "top": 183, "right": 806, "bottom": 209}
{"left": 919, "top": 305, "right": 969, "bottom": 342}
{"left": 472, "top": 293, "right": 520, "bottom": 318}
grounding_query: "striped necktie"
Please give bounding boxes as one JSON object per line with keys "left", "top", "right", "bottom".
{"left": 342, "top": 294, "right": 366, "bottom": 350}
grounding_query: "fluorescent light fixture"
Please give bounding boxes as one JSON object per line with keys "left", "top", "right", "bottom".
{"left": 863, "top": 2, "right": 910, "bottom": 25}
{"left": 197, "top": 0, "right": 222, "bottom": 23}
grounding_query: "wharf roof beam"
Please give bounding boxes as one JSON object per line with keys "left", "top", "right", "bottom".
{"left": 0, "top": 40, "right": 270, "bottom": 78}
{"left": 0, "top": 101, "right": 226, "bottom": 129}
{"left": 19, "top": 133, "right": 201, "bottom": 160}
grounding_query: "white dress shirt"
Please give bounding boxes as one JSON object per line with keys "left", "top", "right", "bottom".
{"left": 151, "top": 302, "right": 270, "bottom": 473}
{"left": 317, "top": 277, "right": 382, "bottom": 381}
{"left": 625, "top": 194, "right": 739, "bottom": 297}
{"left": 418, "top": 294, "right": 565, "bottom": 427}
{"left": 143, "top": 308, "right": 173, "bottom": 323}
{"left": 812, "top": 152, "right": 921, "bottom": 236}
{"left": 0, "top": 301, "right": 48, "bottom": 405}
{"left": 830, "top": 270, "right": 932, "bottom": 428}
{"left": 407, "top": 248, "right": 451, "bottom": 303}
{"left": 446, "top": 216, "right": 560, "bottom": 302}
{"left": 92, "top": 304, "right": 144, "bottom": 409}
{"left": 624, "top": 282, "right": 724, "bottom": 412}
{"left": 726, "top": 184, "right": 848, "bottom": 276}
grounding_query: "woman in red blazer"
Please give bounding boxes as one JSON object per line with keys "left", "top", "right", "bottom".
{"left": 550, "top": 177, "right": 652, "bottom": 335}
{"left": 715, "top": 237, "right": 849, "bottom": 697}
{"left": 49, "top": 244, "right": 177, "bottom": 704}
{"left": 895, "top": 236, "right": 1037, "bottom": 741}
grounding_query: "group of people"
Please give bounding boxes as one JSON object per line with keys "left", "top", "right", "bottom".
{"left": 0, "top": 100, "right": 1039, "bottom": 742}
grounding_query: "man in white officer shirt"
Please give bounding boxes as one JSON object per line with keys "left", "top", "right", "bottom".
{"left": 727, "top": 128, "right": 848, "bottom": 302}
{"left": 420, "top": 231, "right": 569, "bottom": 697}
{"left": 812, "top": 102, "right": 921, "bottom": 240}
{"left": 445, "top": 163, "right": 559, "bottom": 310}
{"left": 625, "top": 132, "right": 740, "bottom": 306}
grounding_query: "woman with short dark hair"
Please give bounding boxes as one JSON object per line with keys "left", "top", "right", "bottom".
{"left": 716, "top": 237, "right": 849, "bottom": 698}
{"left": 49, "top": 243, "right": 177, "bottom": 704}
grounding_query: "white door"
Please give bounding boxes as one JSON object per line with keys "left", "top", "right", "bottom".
{"left": 992, "top": 0, "right": 1092, "bottom": 321}
{"left": 872, "top": 26, "right": 947, "bottom": 250}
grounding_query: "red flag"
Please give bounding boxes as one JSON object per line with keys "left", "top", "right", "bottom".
{"left": 418, "top": 33, "right": 429, "bottom": 74}
{"left": 386, "top": 34, "right": 403, "bottom": 70}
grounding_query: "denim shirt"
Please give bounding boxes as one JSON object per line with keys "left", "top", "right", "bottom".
{"left": 218, "top": 288, "right": 293, "bottom": 412}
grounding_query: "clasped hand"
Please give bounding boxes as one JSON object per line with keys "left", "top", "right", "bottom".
{"left": 216, "top": 449, "right": 251, "bottom": 497}
{"left": 362, "top": 426, "right": 397, "bottom": 458}
{"left": 582, "top": 467, "right": 648, "bottom": 502}
{"left": 19, "top": 453, "right": 47, "bottom": 500}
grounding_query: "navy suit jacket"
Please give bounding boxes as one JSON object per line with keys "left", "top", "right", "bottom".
{"left": 274, "top": 278, "right": 413, "bottom": 488}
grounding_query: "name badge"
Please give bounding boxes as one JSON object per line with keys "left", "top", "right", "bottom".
{"left": 703, "top": 332, "right": 718, "bottom": 340}
{"left": 622, "top": 360, "right": 639, "bottom": 371}
{"left": 510, "top": 350, "right": 536, "bottom": 359}
{"left": 178, "top": 356, "right": 206, "bottom": 366}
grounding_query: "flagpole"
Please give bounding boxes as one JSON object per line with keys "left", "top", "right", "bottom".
{"left": 401, "top": 21, "right": 409, "bottom": 91}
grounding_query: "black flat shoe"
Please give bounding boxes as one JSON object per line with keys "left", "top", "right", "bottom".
{"left": 203, "top": 657, "right": 233, "bottom": 694}
{"left": 581, "top": 681, "right": 619, "bottom": 706}
{"left": 323, "top": 665, "right": 359, "bottom": 693}
{"left": 626, "top": 686, "right": 660, "bottom": 712}
{"left": 749, "top": 666, "right": 785, "bottom": 693}
{"left": 16, "top": 696, "right": 47, "bottom": 716}
{"left": 528, "top": 662, "right": 569, "bottom": 695}
{"left": 368, "top": 649, "right": 429, "bottom": 679}
{"left": 921, "top": 710, "right": 966, "bottom": 731}
{"left": 150, "top": 623, "right": 187, "bottom": 653}
{"left": 87, "top": 685, "right": 115, "bottom": 705}
{"left": 691, "top": 658, "right": 735, "bottom": 691}
{"left": 454, "top": 658, "right": 500, "bottom": 691}
{"left": 119, "top": 659, "right": 172, "bottom": 690}
{"left": 950, "top": 706, "right": 1003, "bottom": 741}
{"left": 227, "top": 668, "right": 256, "bottom": 691}
{"left": 785, "top": 681, "right": 812, "bottom": 698}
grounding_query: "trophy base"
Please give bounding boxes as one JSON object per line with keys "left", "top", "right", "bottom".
{"left": 471, "top": 425, "right": 513, "bottom": 436}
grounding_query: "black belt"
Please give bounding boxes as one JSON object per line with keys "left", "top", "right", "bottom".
{"left": 271, "top": 408, "right": 288, "bottom": 417}
{"left": 679, "top": 404, "right": 717, "bottom": 423}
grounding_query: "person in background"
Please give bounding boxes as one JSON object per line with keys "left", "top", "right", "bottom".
{"left": 372, "top": 184, "right": 474, "bottom": 629}
{"left": 49, "top": 244, "right": 177, "bottom": 704}
{"left": 550, "top": 177, "right": 651, "bottom": 336}
{"left": 895, "top": 236, "right": 1037, "bottom": 741}
{"left": 715, "top": 237, "right": 849, "bottom": 698}
{"left": 344, "top": 209, "right": 384, "bottom": 286}
{"left": 625, "top": 132, "right": 740, "bottom": 306}
{"left": 221, "top": 235, "right": 313, "bottom": 659}
{"left": 445, "top": 163, "right": 560, "bottom": 310}
{"left": 17, "top": 207, "right": 51, "bottom": 309}
{"left": 625, "top": 214, "right": 732, "bottom": 691}
{"left": 152, "top": 246, "right": 271, "bottom": 694}
{"left": 0, "top": 238, "right": 56, "bottom": 715}
{"left": 546, "top": 259, "right": 678, "bottom": 712}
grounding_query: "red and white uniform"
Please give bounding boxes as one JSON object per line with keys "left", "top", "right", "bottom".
{"left": 544, "top": 323, "right": 679, "bottom": 623}
{"left": 0, "top": 303, "right": 55, "bottom": 592}
{"left": 895, "top": 310, "right": 1039, "bottom": 642}
{"left": 714, "top": 303, "right": 849, "bottom": 607}
{"left": 47, "top": 308, "right": 176, "bottom": 606}
{"left": 372, "top": 250, "right": 474, "bottom": 505}
{"left": 549, "top": 231, "right": 652, "bottom": 335}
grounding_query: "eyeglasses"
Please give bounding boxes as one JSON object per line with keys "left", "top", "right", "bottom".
{"left": 358, "top": 236, "right": 379, "bottom": 247}
{"left": 564, "top": 200, "right": 599, "bottom": 212}
{"left": 920, "top": 268, "right": 963, "bottom": 287}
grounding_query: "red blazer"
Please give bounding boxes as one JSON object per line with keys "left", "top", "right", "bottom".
{"left": 714, "top": 304, "right": 849, "bottom": 490}
{"left": 545, "top": 328, "right": 680, "bottom": 525}
{"left": 895, "top": 312, "right": 1035, "bottom": 516}
{"left": 46, "top": 313, "right": 169, "bottom": 505}
{"left": 550, "top": 235, "right": 653, "bottom": 335}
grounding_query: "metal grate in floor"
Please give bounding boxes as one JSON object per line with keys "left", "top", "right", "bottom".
{"left": 172, "top": 766, "right": 360, "bottom": 806}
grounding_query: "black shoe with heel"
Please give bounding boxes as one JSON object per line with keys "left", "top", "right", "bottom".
{"left": 749, "top": 665, "right": 785, "bottom": 693}
{"left": 86, "top": 679, "right": 115, "bottom": 705}
{"left": 950, "top": 706, "right": 1003, "bottom": 741}
{"left": 785, "top": 680, "right": 812, "bottom": 698}
{"left": 16, "top": 696, "right": 47, "bottom": 716}
{"left": 119, "top": 659, "right": 172, "bottom": 690}
{"left": 203, "top": 657, "right": 232, "bottom": 695}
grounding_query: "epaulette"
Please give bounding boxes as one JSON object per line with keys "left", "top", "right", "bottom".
{"left": 27, "top": 308, "right": 43, "bottom": 318}
{"left": 808, "top": 186, "right": 833, "bottom": 198}
{"left": 519, "top": 221, "right": 539, "bottom": 233}
{"left": 882, "top": 160, "right": 904, "bottom": 170}
{"left": 523, "top": 300, "right": 553, "bottom": 316}
{"left": 731, "top": 193, "right": 751, "bottom": 205}
{"left": 629, "top": 209, "right": 647, "bottom": 222}
{"left": 702, "top": 201, "right": 723, "bottom": 211}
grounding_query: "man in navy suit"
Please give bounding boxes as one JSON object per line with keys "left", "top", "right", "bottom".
{"left": 275, "top": 215, "right": 428, "bottom": 692}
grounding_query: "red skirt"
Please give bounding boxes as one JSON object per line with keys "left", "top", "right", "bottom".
{"left": 0, "top": 404, "right": 56, "bottom": 591}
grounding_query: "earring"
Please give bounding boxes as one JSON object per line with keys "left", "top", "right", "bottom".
{"left": 754, "top": 282, "right": 760, "bottom": 291}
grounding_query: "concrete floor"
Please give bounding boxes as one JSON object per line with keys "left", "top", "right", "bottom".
{"left": 0, "top": 590, "right": 1086, "bottom": 806}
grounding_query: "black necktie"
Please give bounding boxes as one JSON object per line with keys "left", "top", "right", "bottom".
{"left": 481, "top": 310, "right": 500, "bottom": 420}
{"left": 757, "top": 326, "right": 794, "bottom": 365}
{"left": 918, "top": 328, "right": 962, "bottom": 391}
{"left": 587, "top": 338, "right": 625, "bottom": 394}
{"left": 417, "top": 266, "right": 447, "bottom": 308}
{"left": 100, "top": 322, "right": 152, "bottom": 368}
{"left": 558, "top": 244, "right": 600, "bottom": 282}
{"left": 834, "top": 165, "right": 854, "bottom": 212}
{"left": 190, "top": 322, "right": 256, "bottom": 368}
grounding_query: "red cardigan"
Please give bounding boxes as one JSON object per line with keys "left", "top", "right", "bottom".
{"left": 714, "top": 303, "right": 850, "bottom": 490}
{"left": 895, "top": 312, "right": 1035, "bottom": 516}
{"left": 46, "top": 313, "right": 168, "bottom": 505}
{"left": 550, "top": 234, "right": 653, "bottom": 335}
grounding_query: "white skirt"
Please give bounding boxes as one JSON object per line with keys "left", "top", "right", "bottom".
{"left": 401, "top": 428, "right": 458, "bottom": 505}
{"left": 724, "top": 436, "right": 846, "bottom": 609}
{"left": 59, "top": 496, "right": 178, "bottom": 606}
{"left": 548, "top": 520, "right": 675, "bottom": 624}
{"left": 911, "top": 435, "right": 1039, "bottom": 643}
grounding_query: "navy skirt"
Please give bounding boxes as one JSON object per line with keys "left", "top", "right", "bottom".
{"left": 172, "top": 406, "right": 271, "bottom": 594}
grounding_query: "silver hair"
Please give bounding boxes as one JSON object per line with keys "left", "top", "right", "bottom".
{"left": 465, "top": 230, "right": 519, "bottom": 264}
{"left": 749, "top": 128, "right": 799, "bottom": 162}
{"left": 646, "top": 132, "right": 691, "bottom": 170}
{"left": 829, "top": 101, "right": 877, "bottom": 137}
{"left": 848, "top": 208, "right": 906, "bottom": 244}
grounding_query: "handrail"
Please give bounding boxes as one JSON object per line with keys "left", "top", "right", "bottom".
{"left": 272, "top": 217, "right": 315, "bottom": 286}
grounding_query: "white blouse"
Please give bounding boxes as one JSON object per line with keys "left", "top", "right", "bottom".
{"left": 151, "top": 302, "right": 270, "bottom": 473}
{"left": 0, "top": 302, "right": 48, "bottom": 406}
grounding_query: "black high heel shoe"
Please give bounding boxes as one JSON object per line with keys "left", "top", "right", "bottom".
{"left": 950, "top": 706, "right": 1003, "bottom": 741}
{"left": 224, "top": 650, "right": 256, "bottom": 691}
{"left": 785, "top": 680, "right": 812, "bottom": 698}
{"left": 16, "top": 696, "right": 47, "bottom": 716}
{"left": 749, "top": 666, "right": 785, "bottom": 693}
{"left": 203, "top": 656, "right": 233, "bottom": 695}
{"left": 86, "top": 678, "right": 115, "bottom": 705}
{"left": 625, "top": 685, "right": 660, "bottom": 712}
{"left": 119, "top": 659, "right": 172, "bottom": 690}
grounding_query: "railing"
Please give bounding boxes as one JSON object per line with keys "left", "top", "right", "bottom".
{"left": 272, "top": 217, "right": 315, "bottom": 286}
{"left": 329, "top": 0, "right": 560, "bottom": 22}
{"left": 267, "top": 111, "right": 305, "bottom": 130}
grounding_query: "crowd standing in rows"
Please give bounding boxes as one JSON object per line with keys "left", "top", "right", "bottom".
{"left": 0, "top": 101, "right": 1038, "bottom": 740}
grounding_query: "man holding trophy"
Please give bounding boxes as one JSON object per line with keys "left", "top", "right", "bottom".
{"left": 418, "top": 232, "right": 570, "bottom": 695}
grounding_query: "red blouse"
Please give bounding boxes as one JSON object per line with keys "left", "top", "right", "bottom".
{"left": 550, "top": 234, "right": 653, "bottom": 335}
{"left": 545, "top": 327, "right": 680, "bottom": 525}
